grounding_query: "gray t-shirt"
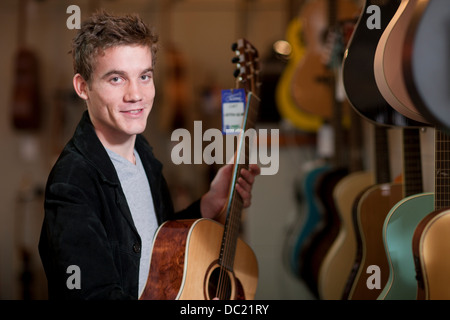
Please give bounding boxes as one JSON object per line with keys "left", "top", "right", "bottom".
{"left": 106, "top": 148, "right": 158, "bottom": 297}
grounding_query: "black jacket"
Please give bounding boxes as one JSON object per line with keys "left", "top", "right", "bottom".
{"left": 38, "top": 111, "right": 201, "bottom": 299}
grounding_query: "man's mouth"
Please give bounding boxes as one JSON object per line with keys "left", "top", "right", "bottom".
{"left": 122, "top": 108, "right": 143, "bottom": 114}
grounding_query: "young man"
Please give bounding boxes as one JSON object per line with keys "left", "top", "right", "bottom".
{"left": 38, "top": 11, "right": 260, "bottom": 300}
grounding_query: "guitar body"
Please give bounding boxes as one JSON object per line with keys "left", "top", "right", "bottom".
{"left": 378, "top": 192, "right": 434, "bottom": 300}
{"left": 342, "top": 0, "right": 424, "bottom": 127}
{"left": 403, "top": 0, "right": 450, "bottom": 130}
{"left": 276, "top": 17, "right": 323, "bottom": 132}
{"left": 346, "top": 183, "right": 403, "bottom": 300}
{"left": 286, "top": 161, "right": 330, "bottom": 276}
{"left": 140, "top": 219, "right": 258, "bottom": 300}
{"left": 292, "top": 0, "right": 360, "bottom": 119}
{"left": 413, "top": 208, "right": 450, "bottom": 300}
{"left": 300, "top": 167, "right": 348, "bottom": 297}
{"left": 374, "top": 0, "right": 428, "bottom": 124}
{"left": 318, "top": 170, "right": 374, "bottom": 300}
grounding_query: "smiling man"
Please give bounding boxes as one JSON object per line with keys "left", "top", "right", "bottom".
{"left": 38, "top": 11, "right": 259, "bottom": 300}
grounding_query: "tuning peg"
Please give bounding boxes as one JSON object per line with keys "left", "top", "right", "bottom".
{"left": 231, "top": 56, "right": 240, "bottom": 64}
{"left": 231, "top": 42, "right": 238, "bottom": 51}
{"left": 233, "top": 68, "right": 240, "bottom": 78}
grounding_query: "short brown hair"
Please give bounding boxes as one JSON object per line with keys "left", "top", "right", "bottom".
{"left": 71, "top": 10, "right": 158, "bottom": 83}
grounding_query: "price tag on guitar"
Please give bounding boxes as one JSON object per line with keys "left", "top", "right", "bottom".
{"left": 221, "top": 88, "right": 246, "bottom": 134}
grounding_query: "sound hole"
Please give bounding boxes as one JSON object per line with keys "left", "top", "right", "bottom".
{"left": 207, "top": 265, "right": 233, "bottom": 300}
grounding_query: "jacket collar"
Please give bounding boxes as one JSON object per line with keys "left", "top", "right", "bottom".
{"left": 71, "top": 110, "right": 162, "bottom": 185}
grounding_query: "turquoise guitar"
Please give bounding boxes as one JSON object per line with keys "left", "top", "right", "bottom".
{"left": 378, "top": 128, "right": 431, "bottom": 300}
{"left": 287, "top": 160, "right": 330, "bottom": 276}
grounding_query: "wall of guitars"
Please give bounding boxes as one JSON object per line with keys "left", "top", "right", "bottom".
{"left": 251, "top": 0, "right": 449, "bottom": 300}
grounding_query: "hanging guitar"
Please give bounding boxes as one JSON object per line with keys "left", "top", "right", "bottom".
{"left": 342, "top": 0, "right": 425, "bottom": 127}
{"left": 140, "top": 39, "right": 260, "bottom": 300}
{"left": 403, "top": 0, "right": 450, "bottom": 130}
{"left": 275, "top": 10, "right": 323, "bottom": 132}
{"left": 373, "top": 0, "right": 429, "bottom": 124}
{"left": 378, "top": 128, "right": 431, "bottom": 300}
{"left": 412, "top": 129, "right": 450, "bottom": 300}
{"left": 291, "top": 0, "right": 360, "bottom": 120}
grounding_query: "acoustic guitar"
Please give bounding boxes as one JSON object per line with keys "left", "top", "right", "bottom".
{"left": 342, "top": 0, "right": 424, "bottom": 127}
{"left": 140, "top": 39, "right": 260, "bottom": 300}
{"left": 374, "top": 0, "right": 427, "bottom": 123}
{"left": 343, "top": 125, "right": 404, "bottom": 300}
{"left": 275, "top": 15, "right": 323, "bottom": 132}
{"left": 378, "top": 128, "right": 431, "bottom": 300}
{"left": 292, "top": 0, "right": 360, "bottom": 120}
{"left": 283, "top": 158, "right": 330, "bottom": 277}
{"left": 402, "top": 0, "right": 450, "bottom": 130}
{"left": 318, "top": 107, "right": 374, "bottom": 300}
{"left": 373, "top": 0, "right": 429, "bottom": 124}
{"left": 412, "top": 129, "right": 450, "bottom": 300}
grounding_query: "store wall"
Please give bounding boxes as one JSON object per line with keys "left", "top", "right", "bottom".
{"left": 0, "top": 0, "right": 436, "bottom": 300}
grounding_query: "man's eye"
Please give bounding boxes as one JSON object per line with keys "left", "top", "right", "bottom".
{"left": 110, "top": 76, "right": 122, "bottom": 83}
{"left": 141, "top": 74, "right": 151, "bottom": 81}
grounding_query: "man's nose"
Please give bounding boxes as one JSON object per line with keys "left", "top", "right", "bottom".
{"left": 124, "top": 80, "right": 143, "bottom": 102}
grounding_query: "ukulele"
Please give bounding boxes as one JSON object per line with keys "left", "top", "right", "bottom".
{"left": 342, "top": 0, "right": 424, "bottom": 127}
{"left": 378, "top": 128, "right": 432, "bottom": 300}
{"left": 140, "top": 39, "right": 260, "bottom": 300}
{"left": 402, "top": 0, "right": 450, "bottom": 130}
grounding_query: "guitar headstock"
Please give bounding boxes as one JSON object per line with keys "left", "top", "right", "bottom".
{"left": 231, "top": 38, "right": 261, "bottom": 96}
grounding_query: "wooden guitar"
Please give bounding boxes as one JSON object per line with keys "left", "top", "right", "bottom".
{"left": 318, "top": 107, "right": 374, "bottom": 300}
{"left": 343, "top": 125, "right": 404, "bottom": 300}
{"left": 342, "top": 0, "right": 424, "bottom": 127}
{"left": 377, "top": 128, "right": 431, "bottom": 300}
{"left": 373, "top": 0, "right": 429, "bottom": 124}
{"left": 275, "top": 15, "right": 324, "bottom": 132}
{"left": 291, "top": 0, "right": 360, "bottom": 120}
{"left": 413, "top": 129, "right": 450, "bottom": 300}
{"left": 140, "top": 39, "right": 260, "bottom": 300}
{"left": 403, "top": 0, "right": 450, "bottom": 130}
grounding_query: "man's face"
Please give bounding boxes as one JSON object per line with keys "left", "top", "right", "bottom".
{"left": 76, "top": 45, "right": 155, "bottom": 144}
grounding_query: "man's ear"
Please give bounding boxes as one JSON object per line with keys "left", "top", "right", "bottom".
{"left": 73, "top": 73, "right": 89, "bottom": 100}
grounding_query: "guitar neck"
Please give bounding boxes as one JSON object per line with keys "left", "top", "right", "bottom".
{"left": 219, "top": 38, "right": 260, "bottom": 272}
{"left": 220, "top": 93, "right": 260, "bottom": 271}
{"left": 403, "top": 128, "right": 423, "bottom": 197}
{"left": 374, "top": 125, "right": 391, "bottom": 184}
{"left": 435, "top": 129, "right": 450, "bottom": 210}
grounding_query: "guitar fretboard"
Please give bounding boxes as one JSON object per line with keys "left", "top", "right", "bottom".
{"left": 435, "top": 129, "right": 450, "bottom": 210}
{"left": 220, "top": 94, "right": 260, "bottom": 272}
{"left": 403, "top": 128, "right": 423, "bottom": 197}
{"left": 374, "top": 125, "right": 391, "bottom": 184}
